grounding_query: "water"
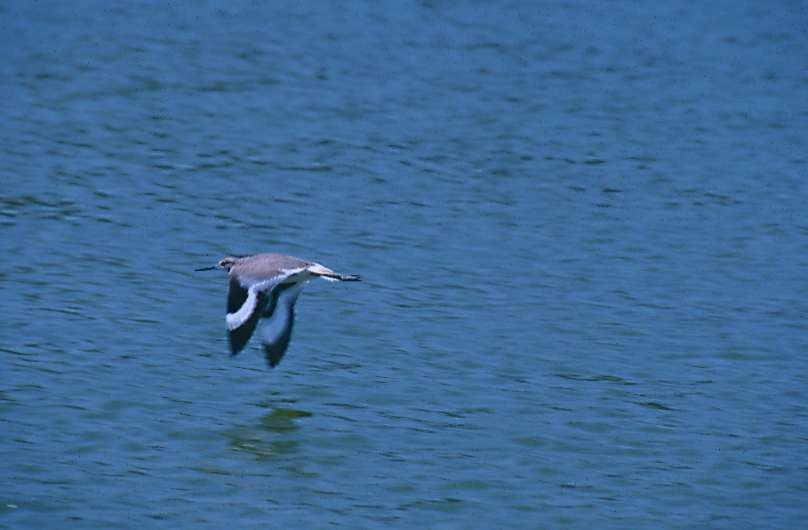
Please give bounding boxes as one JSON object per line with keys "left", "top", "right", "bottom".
{"left": 2, "top": 1, "right": 807, "bottom": 528}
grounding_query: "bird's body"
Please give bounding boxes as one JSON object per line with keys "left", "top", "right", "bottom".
{"left": 196, "top": 253, "right": 360, "bottom": 367}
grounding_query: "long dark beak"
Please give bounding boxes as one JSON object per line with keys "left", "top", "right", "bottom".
{"left": 194, "top": 265, "right": 218, "bottom": 271}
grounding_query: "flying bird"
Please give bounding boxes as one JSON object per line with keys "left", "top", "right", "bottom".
{"left": 196, "top": 253, "right": 360, "bottom": 367}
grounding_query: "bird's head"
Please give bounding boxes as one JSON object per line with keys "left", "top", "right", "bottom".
{"left": 195, "top": 256, "right": 240, "bottom": 272}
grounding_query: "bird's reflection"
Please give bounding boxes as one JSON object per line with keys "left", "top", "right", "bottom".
{"left": 226, "top": 407, "right": 312, "bottom": 460}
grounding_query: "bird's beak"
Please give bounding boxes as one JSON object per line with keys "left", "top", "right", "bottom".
{"left": 194, "top": 265, "right": 218, "bottom": 272}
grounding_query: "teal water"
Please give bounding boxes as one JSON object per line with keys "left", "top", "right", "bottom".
{"left": 2, "top": 1, "right": 807, "bottom": 528}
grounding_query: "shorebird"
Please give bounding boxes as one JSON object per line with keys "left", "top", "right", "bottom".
{"left": 196, "top": 253, "right": 360, "bottom": 368}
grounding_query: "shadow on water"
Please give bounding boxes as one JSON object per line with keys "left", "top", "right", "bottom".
{"left": 225, "top": 407, "right": 313, "bottom": 460}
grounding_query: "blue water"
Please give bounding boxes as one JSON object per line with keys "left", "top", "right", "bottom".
{"left": 2, "top": 1, "right": 807, "bottom": 528}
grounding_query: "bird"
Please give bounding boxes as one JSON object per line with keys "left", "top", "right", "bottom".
{"left": 195, "top": 253, "right": 360, "bottom": 368}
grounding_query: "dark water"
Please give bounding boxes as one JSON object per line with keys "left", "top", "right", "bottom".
{"left": 2, "top": 1, "right": 807, "bottom": 528}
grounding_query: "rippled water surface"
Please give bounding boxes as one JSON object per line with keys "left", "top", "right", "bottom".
{"left": 2, "top": 1, "right": 807, "bottom": 528}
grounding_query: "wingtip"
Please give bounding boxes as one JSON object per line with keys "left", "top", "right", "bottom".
{"left": 264, "top": 341, "right": 289, "bottom": 369}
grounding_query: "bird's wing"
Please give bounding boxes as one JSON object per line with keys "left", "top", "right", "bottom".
{"left": 260, "top": 282, "right": 305, "bottom": 368}
{"left": 227, "top": 276, "right": 249, "bottom": 314}
{"left": 226, "top": 277, "right": 276, "bottom": 355}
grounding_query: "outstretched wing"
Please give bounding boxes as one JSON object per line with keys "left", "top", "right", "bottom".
{"left": 224, "top": 266, "right": 305, "bottom": 357}
{"left": 260, "top": 282, "right": 305, "bottom": 368}
{"left": 226, "top": 277, "right": 269, "bottom": 355}
{"left": 227, "top": 276, "right": 248, "bottom": 314}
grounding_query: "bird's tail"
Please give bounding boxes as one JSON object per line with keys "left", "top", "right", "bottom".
{"left": 307, "top": 263, "right": 361, "bottom": 282}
